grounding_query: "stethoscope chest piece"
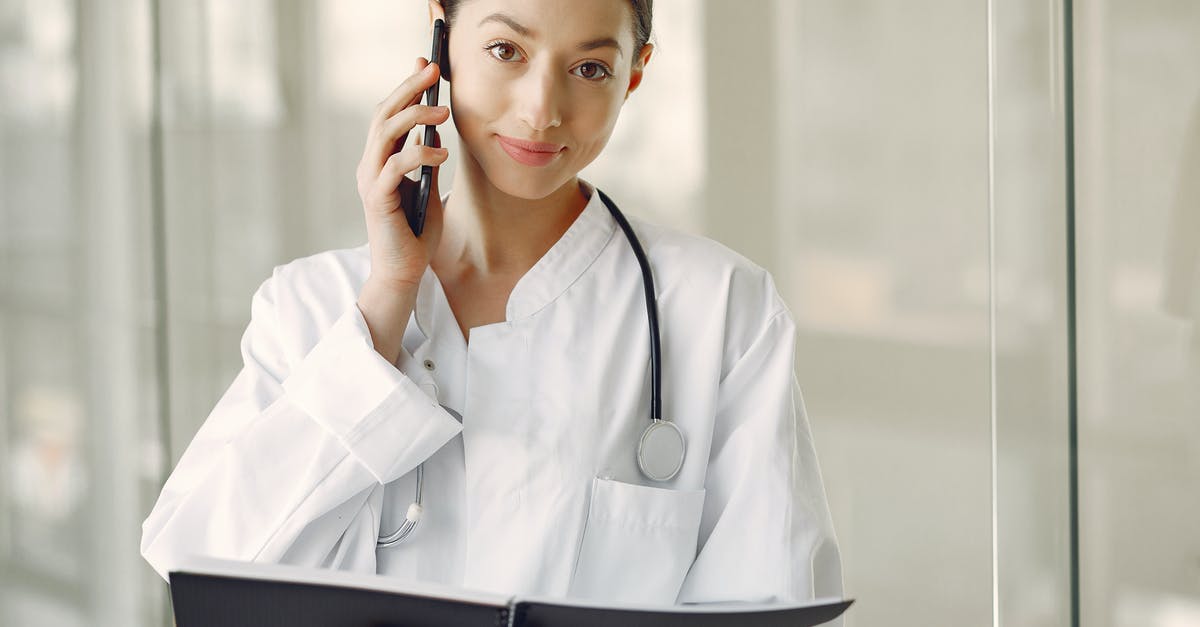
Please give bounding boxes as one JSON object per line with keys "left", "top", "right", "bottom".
{"left": 637, "top": 419, "right": 686, "bottom": 481}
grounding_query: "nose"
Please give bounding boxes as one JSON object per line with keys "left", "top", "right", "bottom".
{"left": 515, "top": 63, "right": 562, "bottom": 132}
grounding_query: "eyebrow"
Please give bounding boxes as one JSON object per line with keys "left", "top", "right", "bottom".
{"left": 477, "top": 12, "right": 624, "bottom": 56}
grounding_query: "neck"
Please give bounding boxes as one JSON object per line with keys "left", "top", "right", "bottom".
{"left": 435, "top": 149, "right": 589, "bottom": 278}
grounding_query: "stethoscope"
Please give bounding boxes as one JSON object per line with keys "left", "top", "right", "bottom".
{"left": 379, "top": 189, "right": 686, "bottom": 548}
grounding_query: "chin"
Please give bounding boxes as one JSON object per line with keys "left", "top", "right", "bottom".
{"left": 494, "top": 172, "right": 569, "bottom": 199}
{"left": 482, "top": 158, "right": 577, "bottom": 200}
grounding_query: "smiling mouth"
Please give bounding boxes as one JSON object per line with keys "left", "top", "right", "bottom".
{"left": 496, "top": 135, "right": 565, "bottom": 167}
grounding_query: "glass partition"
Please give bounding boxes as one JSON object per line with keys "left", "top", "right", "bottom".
{"left": 1073, "top": 2, "right": 1200, "bottom": 625}
{"left": 0, "top": 0, "right": 164, "bottom": 626}
{"left": 774, "top": 2, "right": 993, "bottom": 625}
{"left": 990, "top": 1, "right": 1074, "bottom": 626}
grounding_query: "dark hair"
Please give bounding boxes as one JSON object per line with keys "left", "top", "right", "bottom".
{"left": 437, "top": 0, "right": 654, "bottom": 61}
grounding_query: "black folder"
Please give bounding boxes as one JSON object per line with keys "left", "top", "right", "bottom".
{"left": 169, "top": 556, "right": 853, "bottom": 627}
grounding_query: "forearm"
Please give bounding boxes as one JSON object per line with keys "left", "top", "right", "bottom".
{"left": 357, "top": 276, "right": 419, "bottom": 365}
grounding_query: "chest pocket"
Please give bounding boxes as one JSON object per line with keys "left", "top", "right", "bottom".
{"left": 567, "top": 476, "right": 706, "bottom": 604}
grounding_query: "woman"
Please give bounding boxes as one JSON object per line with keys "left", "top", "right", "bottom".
{"left": 140, "top": 0, "right": 842, "bottom": 606}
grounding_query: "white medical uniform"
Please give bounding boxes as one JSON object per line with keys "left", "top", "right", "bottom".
{"left": 140, "top": 179, "right": 843, "bottom": 606}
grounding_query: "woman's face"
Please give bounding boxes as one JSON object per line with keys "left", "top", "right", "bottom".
{"left": 438, "top": 0, "right": 652, "bottom": 200}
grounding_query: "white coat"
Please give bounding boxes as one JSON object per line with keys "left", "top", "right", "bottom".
{"left": 140, "top": 179, "right": 843, "bottom": 606}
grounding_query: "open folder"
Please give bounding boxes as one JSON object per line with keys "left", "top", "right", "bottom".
{"left": 169, "top": 556, "right": 853, "bottom": 627}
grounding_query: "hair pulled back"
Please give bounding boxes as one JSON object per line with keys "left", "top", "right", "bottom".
{"left": 436, "top": 0, "right": 654, "bottom": 59}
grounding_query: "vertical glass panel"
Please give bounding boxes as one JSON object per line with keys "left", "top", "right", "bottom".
{"left": 990, "top": 1, "right": 1074, "bottom": 625}
{"left": 1074, "top": 2, "right": 1200, "bottom": 625}
{"left": 157, "top": 0, "right": 291, "bottom": 456}
{"left": 0, "top": 0, "right": 162, "bottom": 626}
{"left": 775, "top": 2, "right": 992, "bottom": 625}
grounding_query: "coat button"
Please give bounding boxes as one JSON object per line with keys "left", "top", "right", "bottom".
{"left": 423, "top": 359, "right": 436, "bottom": 371}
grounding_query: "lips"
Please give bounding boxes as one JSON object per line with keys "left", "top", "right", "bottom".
{"left": 496, "top": 134, "right": 565, "bottom": 167}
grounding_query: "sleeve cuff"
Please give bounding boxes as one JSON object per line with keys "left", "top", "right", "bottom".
{"left": 281, "top": 303, "right": 463, "bottom": 484}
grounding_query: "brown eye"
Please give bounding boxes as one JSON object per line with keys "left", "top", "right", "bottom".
{"left": 573, "top": 62, "right": 612, "bottom": 81}
{"left": 488, "top": 42, "right": 519, "bottom": 61}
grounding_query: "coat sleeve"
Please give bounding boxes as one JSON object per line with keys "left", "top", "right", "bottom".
{"left": 676, "top": 307, "right": 843, "bottom": 606}
{"left": 139, "top": 267, "right": 464, "bottom": 582}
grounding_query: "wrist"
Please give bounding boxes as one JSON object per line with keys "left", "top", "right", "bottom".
{"left": 357, "top": 277, "right": 419, "bottom": 364}
{"left": 365, "top": 270, "right": 423, "bottom": 293}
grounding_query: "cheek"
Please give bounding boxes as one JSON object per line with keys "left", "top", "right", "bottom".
{"left": 447, "top": 58, "right": 503, "bottom": 113}
{"left": 445, "top": 80, "right": 503, "bottom": 148}
{"left": 566, "top": 98, "right": 623, "bottom": 160}
{"left": 446, "top": 48, "right": 499, "bottom": 102}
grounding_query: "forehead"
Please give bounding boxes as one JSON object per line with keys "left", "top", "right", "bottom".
{"left": 456, "top": 0, "right": 634, "bottom": 52}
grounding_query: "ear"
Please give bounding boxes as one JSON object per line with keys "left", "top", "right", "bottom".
{"left": 427, "top": 0, "right": 445, "bottom": 23}
{"left": 624, "top": 43, "right": 654, "bottom": 101}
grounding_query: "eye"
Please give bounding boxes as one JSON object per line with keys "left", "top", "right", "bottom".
{"left": 484, "top": 40, "right": 523, "bottom": 62}
{"left": 572, "top": 62, "right": 613, "bottom": 82}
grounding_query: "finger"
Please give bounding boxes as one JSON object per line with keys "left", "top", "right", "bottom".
{"left": 372, "top": 146, "right": 448, "bottom": 210}
{"left": 369, "top": 57, "right": 440, "bottom": 135}
{"left": 365, "top": 105, "right": 450, "bottom": 175}
{"left": 372, "top": 57, "right": 424, "bottom": 131}
{"left": 372, "top": 143, "right": 449, "bottom": 203}
{"left": 367, "top": 60, "right": 435, "bottom": 143}
{"left": 378, "top": 104, "right": 448, "bottom": 164}
{"left": 428, "top": 136, "right": 442, "bottom": 204}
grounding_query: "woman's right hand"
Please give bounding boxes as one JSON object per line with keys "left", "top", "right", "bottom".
{"left": 356, "top": 56, "right": 451, "bottom": 288}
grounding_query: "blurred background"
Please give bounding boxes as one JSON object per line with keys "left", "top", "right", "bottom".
{"left": 0, "top": 0, "right": 1197, "bottom": 625}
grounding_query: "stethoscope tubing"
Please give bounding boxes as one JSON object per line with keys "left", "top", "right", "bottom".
{"left": 597, "top": 189, "right": 662, "bottom": 424}
{"left": 377, "top": 463, "right": 423, "bottom": 548}
{"left": 378, "top": 188, "right": 674, "bottom": 548}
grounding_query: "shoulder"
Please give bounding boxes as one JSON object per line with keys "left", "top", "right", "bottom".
{"left": 248, "top": 243, "right": 372, "bottom": 365}
{"left": 622, "top": 216, "right": 794, "bottom": 359}
{"left": 267, "top": 243, "right": 372, "bottom": 304}
{"left": 625, "top": 216, "right": 789, "bottom": 317}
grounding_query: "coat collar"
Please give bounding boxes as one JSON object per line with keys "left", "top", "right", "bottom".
{"left": 413, "top": 178, "right": 617, "bottom": 341}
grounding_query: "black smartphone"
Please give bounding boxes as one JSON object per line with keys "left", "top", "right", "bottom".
{"left": 407, "top": 18, "right": 448, "bottom": 236}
